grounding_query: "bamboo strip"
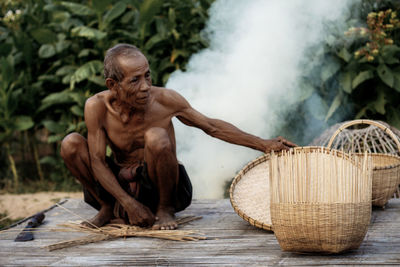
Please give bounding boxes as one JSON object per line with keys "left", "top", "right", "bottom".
{"left": 45, "top": 215, "right": 205, "bottom": 251}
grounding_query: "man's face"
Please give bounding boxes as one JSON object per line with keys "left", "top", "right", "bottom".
{"left": 115, "top": 53, "right": 152, "bottom": 110}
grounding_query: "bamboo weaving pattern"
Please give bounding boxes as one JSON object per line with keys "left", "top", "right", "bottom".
{"left": 269, "top": 147, "right": 372, "bottom": 253}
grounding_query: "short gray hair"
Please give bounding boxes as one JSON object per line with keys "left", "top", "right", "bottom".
{"left": 103, "top": 44, "right": 142, "bottom": 81}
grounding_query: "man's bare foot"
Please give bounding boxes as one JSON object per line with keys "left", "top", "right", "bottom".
{"left": 81, "top": 205, "right": 113, "bottom": 228}
{"left": 152, "top": 208, "right": 177, "bottom": 230}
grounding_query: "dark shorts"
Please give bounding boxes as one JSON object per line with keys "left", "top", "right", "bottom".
{"left": 83, "top": 158, "right": 193, "bottom": 215}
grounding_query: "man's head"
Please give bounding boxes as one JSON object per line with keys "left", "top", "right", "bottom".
{"left": 104, "top": 43, "right": 143, "bottom": 82}
{"left": 104, "top": 44, "right": 152, "bottom": 110}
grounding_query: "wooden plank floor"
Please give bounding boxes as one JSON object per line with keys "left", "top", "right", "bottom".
{"left": 1, "top": 198, "right": 400, "bottom": 266}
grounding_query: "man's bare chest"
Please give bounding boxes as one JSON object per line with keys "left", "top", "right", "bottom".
{"left": 104, "top": 112, "right": 173, "bottom": 151}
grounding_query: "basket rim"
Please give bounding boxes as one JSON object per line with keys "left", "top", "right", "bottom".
{"left": 229, "top": 153, "right": 273, "bottom": 231}
{"left": 353, "top": 152, "right": 400, "bottom": 170}
{"left": 327, "top": 119, "right": 400, "bottom": 153}
{"left": 229, "top": 146, "right": 362, "bottom": 231}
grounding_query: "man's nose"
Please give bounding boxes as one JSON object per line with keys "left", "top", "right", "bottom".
{"left": 139, "top": 80, "right": 150, "bottom": 91}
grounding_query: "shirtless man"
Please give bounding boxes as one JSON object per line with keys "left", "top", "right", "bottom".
{"left": 60, "top": 44, "right": 296, "bottom": 230}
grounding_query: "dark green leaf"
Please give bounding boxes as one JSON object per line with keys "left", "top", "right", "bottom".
{"left": 337, "top": 47, "right": 351, "bottom": 63}
{"left": 43, "top": 120, "right": 67, "bottom": 134}
{"left": 103, "top": 2, "right": 127, "bottom": 26}
{"left": 51, "top": 11, "right": 71, "bottom": 23}
{"left": 325, "top": 91, "right": 343, "bottom": 121}
{"left": 92, "top": 0, "right": 112, "bottom": 14}
{"left": 0, "top": 56, "right": 14, "bottom": 89}
{"left": 62, "top": 73, "right": 73, "bottom": 84}
{"left": 144, "top": 34, "right": 165, "bottom": 50}
{"left": 377, "top": 64, "right": 394, "bottom": 88}
{"left": 71, "top": 26, "right": 107, "bottom": 40}
{"left": 355, "top": 107, "right": 368, "bottom": 119}
{"left": 70, "top": 92, "right": 87, "bottom": 107}
{"left": 88, "top": 75, "right": 105, "bottom": 86}
{"left": 38, "top": 74, "right": 59, "bottom": 82}
{"left": 139, "top": 0, "right": 163, "bottom": 38}
{"left": 381, "top": 45, "right": 400, "bottom": 64}
{"left": 70, "top": 60, "right": 103, "bottom": 87}
{"left": 340, "top": 71, "right": 353, "bottom": 93}
{"left": 39, "top": 91, "right": 74, "bottom": 112}
{"left": 56, "top": 65, "right": 77, "bottom": 76}
{"left": 78, "top": 49, "right": 98, "bottom": 58}
{"left": 70, "top": 105, "right": 84, "bottom": 116}
{"left": 14, "top": 116, "right": 34, "bottom": 131}
{"left": 66, "top": 123, "right": 76, "bottom": 132}
{"left": 393, "top": 67, "right": 400, "bottom": 92}
{"left": 60, "top": 1, "right": 95, "bottom": 16}
{"left": 298, "top": 80, "right": 314, "bottom": 102}
{"left": 387, "top": 106, "right": 400, "bottom": 129}
{"left": 320, "top": 61, "right": 340, "bottom": 82}
{"left": 372, "top": 89, "right": 386, "bottom": 114}
{"left": 352, "top": 70, "right": 373, "bottom": 89}
{"left": 168, "top": 8, "right": 176, "bottom": 25}
{"left": 38, "top": 44, "right": 56, "bottom": 58}
{"left": 31, "top": 28, "right": 58, "bottom": 44}
{"left": 170, "top": 49, "right": 188, "bottom": 63}
{"left": 48, "top": 134, "right": 63, "bottom": 143}
{"left": 55, "top": 39, "right": 71, "bottom": 53}
{"left": 121, "top": 10, "right": 136, "bottom": 24}
{"left": 0, "top": 43, "right": 12, "bottom": 57}
{"left": 39, "top": 156, "right": 58, "bottom": 166}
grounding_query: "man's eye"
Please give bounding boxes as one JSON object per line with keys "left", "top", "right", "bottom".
{"left": 131, "top": 78, "right": 138, "bottom": 83}
{"left": 145, "top": 72, "right": 151, "bottom": 78}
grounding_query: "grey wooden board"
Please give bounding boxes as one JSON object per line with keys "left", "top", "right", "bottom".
{"left": 1, "top": 198, "right": 400, "bottom": 266}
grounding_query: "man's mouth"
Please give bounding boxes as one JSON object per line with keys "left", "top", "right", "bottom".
{"left": 136, "top": 96, "right": 148, "bottom": 104}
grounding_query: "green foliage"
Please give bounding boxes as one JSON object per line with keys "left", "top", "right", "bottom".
{"left": 0, "top": 0, "right": 213, "bottom": 191}
{"left": 280, "top": 0, "right": 400, "bottom": 145}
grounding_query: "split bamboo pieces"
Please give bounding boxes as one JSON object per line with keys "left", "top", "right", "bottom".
{"left": 45, "top": 215, "right": 205, "bottom": 251}
{"left": 270, "top": 147, "right": 372, "bottom": 204}
{"left": 269, "top": 147, "right": 373, "bottom": 253}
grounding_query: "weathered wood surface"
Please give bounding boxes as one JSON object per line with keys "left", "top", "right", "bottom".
{"left": 1, "top": 198, "right": 400, "bottom": 266}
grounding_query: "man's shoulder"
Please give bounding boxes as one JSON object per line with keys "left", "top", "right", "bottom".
{"left": 152, "top": 86, "right": 176, "bottom": 96}
{"left": 152, "top": 86, "right": 185, "bottom": 105}
{"left": 86, "top": 90, "right": 109, "bottom": 106}
{"left": 85, "top": 90, "right": 109, "bottom": 115}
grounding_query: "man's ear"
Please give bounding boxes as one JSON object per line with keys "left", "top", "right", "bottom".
{"left": 106, "top": 78, "right": 118, "bottom": 91}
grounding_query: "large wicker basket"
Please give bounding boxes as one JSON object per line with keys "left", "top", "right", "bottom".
{"left": 229, "top": 154, "right": 272, "bottom": 231}
{"left": 270, "top": 147, "right": 372, "bottom": 254}
{"left": 327, "top": 120, "right": 400, "bottom": 207}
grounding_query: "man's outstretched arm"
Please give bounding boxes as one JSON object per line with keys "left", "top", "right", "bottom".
{"left": 169, "top": 90, "right": 296, "bottom": 153}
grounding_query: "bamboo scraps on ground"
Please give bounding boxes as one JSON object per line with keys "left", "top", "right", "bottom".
{"left": 45, "top": 215, "right": 205, "bottom": 251}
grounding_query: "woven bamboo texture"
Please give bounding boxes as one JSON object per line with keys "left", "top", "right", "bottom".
{"left": 229, "top": 154, "right": 272, "bottom": 231}
{"left": 327, "top": 120, "right": 400, "bottom": 207}
{"left": 269, "top": 147, "right": 372, "bottom": 254}
{"left": 310, "top": 120, "right": 400, "bottom": 155}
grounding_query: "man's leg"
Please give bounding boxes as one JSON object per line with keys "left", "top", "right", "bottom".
{"left": 144, "top": 127, "right": 179, "bottom": 230}
{"left": 60, "top": 133, "right": 114, "bottom": 227}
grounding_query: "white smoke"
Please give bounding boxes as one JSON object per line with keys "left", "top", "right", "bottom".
{"left": 167, "top": 0, "right": 354, "bottom": 199}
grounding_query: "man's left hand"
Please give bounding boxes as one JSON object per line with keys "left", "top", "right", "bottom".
{"left": 264, "top": 136, "right": 297, "bottom": 153}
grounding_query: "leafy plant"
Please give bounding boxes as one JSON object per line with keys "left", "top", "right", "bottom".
{"left": 0, "top": 0, "right": 213, "bottom": 191}
{"left": 280, "top": 1, "right": 400, "bottom": 145}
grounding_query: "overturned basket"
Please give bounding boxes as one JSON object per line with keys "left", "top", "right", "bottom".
{"left": 327, "top": 120, "right": 400, "bottom": 207}
{"left": 229, "top": 154, "right": 272, "bottom": 231}
{"left": 270, "top": 147, "right": 372, "bottom": 254}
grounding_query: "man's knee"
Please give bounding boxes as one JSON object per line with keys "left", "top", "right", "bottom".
{"left": 144, "top": 127, "right": 172, "bottom": 154}
{"left": 60, "top": 133, "right": 86, "bottom": 160}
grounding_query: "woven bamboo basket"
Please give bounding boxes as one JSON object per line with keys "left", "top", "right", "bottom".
{"left": 270, "top": 147, "right": 372, "bottom": 254}
{"left": 327, "top": 120, "right": 400, "bottom": 207}
{"left": 229, "top": 154, "right": 272, "bottom": 231}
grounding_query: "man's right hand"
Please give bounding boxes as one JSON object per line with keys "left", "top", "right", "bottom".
{"left": 124, "top": 198, "right": 156, "bottom": 227}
